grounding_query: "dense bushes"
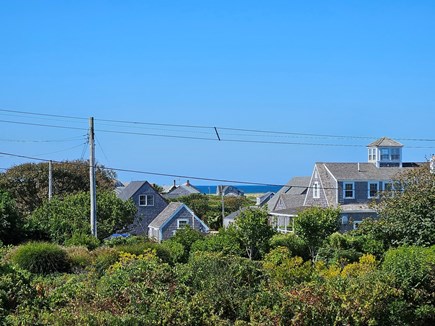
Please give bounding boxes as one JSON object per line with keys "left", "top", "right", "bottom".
{"left": 10, "top": 242, "right": 70, "bottom": 274}
{"left": 0, "top": 263, "right": 35, "bottom": 323}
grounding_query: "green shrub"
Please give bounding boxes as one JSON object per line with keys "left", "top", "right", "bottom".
{"left": 160, "top": 240, "right": 185, "bottom": 265}
{"left": 64, "top": 232, "right": 100, "bottom": 250}
{"left": 190, "top": 228, "right": 243, "bottom": 257}
{"left": 382, "top": 245, "right": 435, "bottom": 325}
{"left": 114, "top": 242, "right": 175, "bottom": 265}
{"left": 270, "top": 233, "right": 310, "bottom": 261}
{"left": 91, "top": 247, "right": 119, "bottom": 275}
{"left": 10, "top": 242, "right": 70, "bottom": 274}
{"left": 382, "top": 245, "right": 435, "bottom": 289}
{"left": 0, "top": 263, "right": 36, "bottom": 322}
{"left": 65, "top": 246, "right": 93, "bottom": 273}
{"left": 103, "top": 235, "right": 147, "bottom": 247}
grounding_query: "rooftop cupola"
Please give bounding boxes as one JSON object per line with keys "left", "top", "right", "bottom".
{"left": 367, "top": 137, "right": 403, "bottom": 168}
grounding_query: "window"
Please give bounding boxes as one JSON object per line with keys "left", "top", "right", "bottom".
{"left": 391, "top": 148, "right": 400, "bottom": 160}
{"left": 341, "top": 215, "right": 348, "bottom": 225}
{"left": 313, "top": 182, "right": 320, "bottom": 199}
{"left": 343, "top": 182, "right": 354, "bottom": 199}
{"left": 139, "top": 194, "right": 154, "bottom": 206}
{"left": 380, "top": 148, "right": 390, "bottom": 161}
{"left": 314, "top": 169, "right": 318, "bottom": 179}
{"left": 177, "top": 219, "right": 189, "bottom": 229}
{"left": 368, "top": 148, "right": 377, "bottom": 161}
{"left": 368, "top": 182, "right": 379, "bottom": 198}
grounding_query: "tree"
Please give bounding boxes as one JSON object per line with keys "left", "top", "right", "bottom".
{"left": 0, "top": 190, "right": 24, "bottom": 244}
{"left": 230, "top": 208, "right": 275, "bottom": 260}
{"left": 166, "top": 226, "right": 204, "bottom": 262}
{"left": 294, "top": 207, "right": 341, "bottom": 261}
{"left": 368, "top": 164, "right": 435, "bottom": 246}
{"left": 0, "top": 160, "right": 116, "bottom": 215}
{"left": 27, "top": 191, "right": 136, "bottom": 243}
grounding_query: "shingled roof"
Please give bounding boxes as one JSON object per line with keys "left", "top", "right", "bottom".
{"left": 149, "top": 202, "right": 184, "bottom": 228}
{"left": 318, "top": 162, "right": 421, "bottom": 181}
{"left": 117, "top": 181, "right": 149, "bottom": 201}
{"left": 367, "top": 137, "right": 403, "bottom": 147}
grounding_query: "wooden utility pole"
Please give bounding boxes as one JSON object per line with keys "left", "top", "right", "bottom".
{"left": 89, "top": 117, "right": 97, "bottom": 237}
{"left": 48, "top": 160, "right": 53, "bottom": 200}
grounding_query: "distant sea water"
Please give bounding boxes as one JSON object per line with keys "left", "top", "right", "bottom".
{"left": 196, "top": 185, "right": 281, "bottom": 195}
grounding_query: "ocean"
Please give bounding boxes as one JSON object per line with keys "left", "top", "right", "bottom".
{"left": 196, "top": 185, "right": 281, "bottom": 195}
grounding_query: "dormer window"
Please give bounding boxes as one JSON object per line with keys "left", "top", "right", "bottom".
{"left": 391, "top": 148, "right": 400, "bottom": 160}
{"left": 380, "top": 148, "right": 389, "bottom": 161}
{"left": 366, "top": 137, "right": 403, "bottom": 167}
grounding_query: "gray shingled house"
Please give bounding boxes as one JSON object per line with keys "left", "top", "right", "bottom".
{"left": 268, "top": 137, "right": 422, "bottom": 233}
{"left": 148, "top": 202, "right": 209, "bottom": 242}
{"left": 305, "top": 137, "right": 422, "bottom": 231}
{"left": 164, "top": 180, "right": 202, "bottom": 199}
{"left": 117, "top": 181, "right": 168, "bottom": 235}
{"left": 216, "top": 185, "right": 245, "bottom": 197}
{"left": 267, "top": 176, "right": 311, "bottom": 233}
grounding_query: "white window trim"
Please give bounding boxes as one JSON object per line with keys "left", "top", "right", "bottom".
{"left": 177, "top": 218, "right": 189, "bottom": 229}
{"left": 313, "top": 181, "right": 320, "bottom": 199}
{"left": 139, "top": 194, "right": 155, "bottom": 207}
{"left": 343, "top": 182, "right": 355, "bottom": 199}
{"left": 368, "top": 182, "right": 379, "bottom": 199}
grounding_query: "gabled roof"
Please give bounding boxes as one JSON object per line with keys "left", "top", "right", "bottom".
{"left": 117, "top": 181, "right": 149, "bottom": 201}
{"left": 149, "top": 202, "right": 183, "bottom": 228}
{"left": 367, "top": 137, "right": 403, "bottom": 147}
{"left": 116, "top": 181, "right": 166, "bottom": 202}
{"left": 149, "top": 202, "right": 209, "bottom": 232}
{"left": 267, "top": 176, "right": 310, "bottom": 211}
{"left": 178, "top": 184, "right": 201, "bottom": 194}
{"left": 257, "top": 192, "right": 275, "bottom": 206}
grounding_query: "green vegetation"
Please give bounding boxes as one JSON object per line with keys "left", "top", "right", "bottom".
{"left": 28, "top": 190, "right": 136, "bottom": 243}
{"left": 9, "top": 242, "right": 70, "bottom": 274}
{"left": 0, "top": 163, "right": 433, "bottom": 324}
{"left": 0, "top": 161, "right": 116, "bottom": 216}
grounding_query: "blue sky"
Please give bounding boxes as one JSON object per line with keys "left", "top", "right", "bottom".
{"left": 1, "top": 0, "right": 434, "bottom": 186}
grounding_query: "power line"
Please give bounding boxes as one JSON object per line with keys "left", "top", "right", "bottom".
{"left": 0, "top": 136, "right": 86, "bottom": 143}
{"left": 0, "top": 150, "right": 318, "bottom": 189}
{"left": 32, "top": 142, "right": 88, "bottom": 157}
{"left": 2, "top": 117, "right": 434, "bottom": 148}
{"left": 1, "top": 108, "right": 434, "bottom": 143}
{"left": 0, "top": 119, "right": 87, "bottom": 132}
{"left": 0, "top": 108, "right": 87, "bottom": 121}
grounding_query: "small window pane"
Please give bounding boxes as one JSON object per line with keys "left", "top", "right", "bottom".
{"left": 369, "top": 183, "right": 378, "bottom": 197}
{"left": 344, "top": 183, "right": 354, "bottom": 198}
{"left": 146, "top": 195, "right": 154, "bottom": 206}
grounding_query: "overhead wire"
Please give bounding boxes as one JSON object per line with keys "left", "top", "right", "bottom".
{"left": 0, "top": 150, "right": 328, "bottom": 189}
{"left": 1, "top": 108, "right": 435, "bottom": 144}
